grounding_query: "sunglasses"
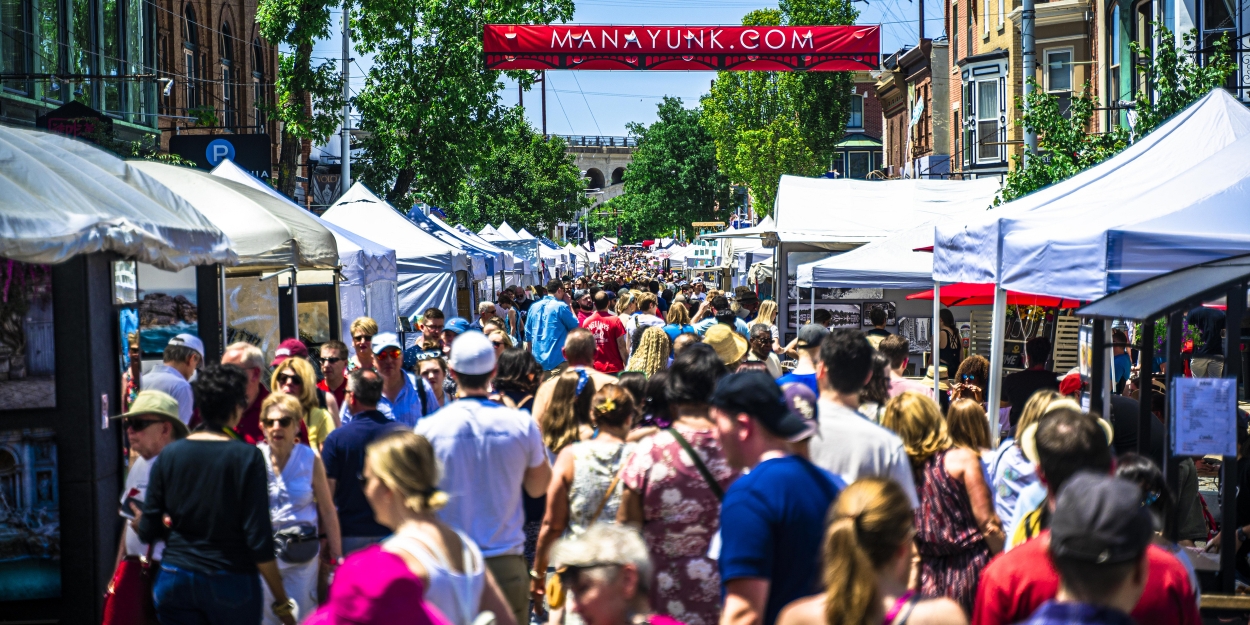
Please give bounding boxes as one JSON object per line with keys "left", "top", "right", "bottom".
{"left": 277, "top": 374, "right": 303, "bottom": 386}
{"left": 264, "top": 417, "right": 294, "bottom": 428}
{"left": 322, "top": 357, "right": 344, "bottom": 364}
{"left": 353, "top": 334, "right": 373, "bottom": 342}
{"left": 491, "top": 340, "right": 506, "bottom": 348}
{"left": 424, "top": 324, "right": 445, "bottom": 332}
{"left": 124, "top": 418, "right": 162, "bottom": 432}
{"left": 376, "top": 349, "right": 401, "bottom": 361}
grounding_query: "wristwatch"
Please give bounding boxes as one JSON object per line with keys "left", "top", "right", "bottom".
{"left": 1236, "top": 527, "right": 1248, "bottom": 544}
{"left": 528, "top": 569, "right": 545, "bottom": 581}
{"left": 272, "top": 598, "right": 297, "bottom": 618}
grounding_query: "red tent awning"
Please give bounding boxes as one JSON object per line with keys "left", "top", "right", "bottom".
{"left": 906, "top": 283, "right": 1083, "bottom": 308}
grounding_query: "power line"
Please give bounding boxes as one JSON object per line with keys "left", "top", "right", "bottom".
{"left": 570, "top": 73, "right": 603, "bottom": 135}
{"left": 545, "top": 73, "right": 576, "bottom": 134}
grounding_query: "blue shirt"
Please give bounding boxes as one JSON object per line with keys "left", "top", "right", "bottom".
{"left": 1021, "top": 601, "right": 1136, "bottom": 625}
{"left": 694, "top": 316, "right": 750, "bottom": 338}
{"left": 340, "top": 372, "right": 438, "bottom": 428}
{"left": 524, "top": 295, "right": 580, "bottom": 370}
{"left": 320, "top": 410, "right": 406, "bottom": 537}
{"left": 719, "top": 455, "right": 844, "bottom": 625}
{"left": 777, "top": 372, "right": 819, "bottom": 397}
{"left": 141, "top": 363, "right": 195, "bottom": 426}
{"left": 1113, "top": 353, "right": 1132, "bottom": 387}
{"left": 663, "top": 323, "right": 694, "bottom": 341}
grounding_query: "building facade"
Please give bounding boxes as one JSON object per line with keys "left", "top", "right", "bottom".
{"left": 833, "top": 70, "right": 884, "bottom": 179}
{"left": 0, "top": 0, "right": 278, "bottom": 164}
{"left": 878, "top": 39, "right": 951, "bottom": 178}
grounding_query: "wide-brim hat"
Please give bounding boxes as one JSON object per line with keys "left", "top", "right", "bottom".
{"left": 111, "top": 390, "right": 189, "bottom": 439}
{"left": 704, "top": 324, "right": 749, "bottom": 365}
{"left": 921, "top": 364, "right": 950, "bottom": 391}
{"left": 1020, "top": 399, "right": 1114, "bottom": 464}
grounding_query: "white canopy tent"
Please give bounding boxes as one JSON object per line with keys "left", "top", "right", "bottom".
{"left": 0, "top": 126, "right": 235, "bottom": 269}
{"left": 323, "top": 184, "right": 469, "bottom": 320}
{"left": 699, "top": 215, "right": 775, "bottom": 240}
{"left": 210, "top": 159, "right": 400, "bottom": 339}
{"left": 497, "top": 222, "right": 522, "bottom": 240}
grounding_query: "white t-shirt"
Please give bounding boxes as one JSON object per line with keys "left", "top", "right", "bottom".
{"left": 120, "top": 455, "right": 165, "bottom": 560}
{"left": 416, "top": 397, "right": 548, "bottom": 558}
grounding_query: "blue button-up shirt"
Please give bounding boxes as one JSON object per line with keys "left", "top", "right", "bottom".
{"left": 140, "top": 363, "right": 195, "bottom": 426}
{"left": 693, "top": 316, "right": 751, "bottom": 338}
{"left": 341, "top": 372, "right": 438, "bottom": 428}
{"left": 524, "top": 295, "right": 580, "bottom": 371}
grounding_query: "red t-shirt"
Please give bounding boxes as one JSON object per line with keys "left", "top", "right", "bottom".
{"left": 233, "top": 386, "right": 271, "bottom": 445}
{"left": 582, "top": 311, "right": 626, "bottom": 373}
{"left": 972, "top": 531, "right": 1199, "bottom": 625}
{"left": 318, "top": 377, "right": 347, "bottom": 410}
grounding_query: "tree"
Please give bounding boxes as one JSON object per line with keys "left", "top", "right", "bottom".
{"left": 781, "top": 0, "right": 858, "bottom": 162}
{"left": 734, "top": 117, "right": 820, "bottom": 212}
{"left": 351, "top": 0, "right": 572, "bottom": 209}
{"left": 999, "top": 26, "right": 1233, "bottom": 203}
{"left": 447, "top": 111, "right": 589, "bottom": 234}
{"left": 612, "top": 97, "right": 723, "bottom": 240}
{"left": 256, "top": 0, "right": 344, "bottom": 197}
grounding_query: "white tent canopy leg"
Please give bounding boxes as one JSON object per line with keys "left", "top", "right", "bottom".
{"left": 933, "top": 281, "right": 941, "bottom": 399}
{"left": 987, "top": 286, "right": 1007, "bottom": 443}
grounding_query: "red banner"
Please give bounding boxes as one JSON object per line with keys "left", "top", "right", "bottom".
{"left": 484, "top": 24, "right": 879, "bottom": 71}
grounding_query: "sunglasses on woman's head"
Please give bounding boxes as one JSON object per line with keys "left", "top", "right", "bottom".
{"left": 264, "top": 417, "right": 294, "bottom": 428}
{"left": 278, "top": 374, "right": 302, "bottom": 386}
{"left": 491, "top": 340, "right": 506, "bottom": 348}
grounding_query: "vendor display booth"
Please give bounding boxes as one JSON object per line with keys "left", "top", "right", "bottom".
{"left": 0, "top": 126, "right": 234, "bottom": 622}
{"left": 479, "top": 222, "right": 543, "bottom": 288}
{"left": 131, "top": 161, "right": 340, "bottom": 364}
{"left": 210, "top": 159, "right": 400, "bottom": 347}
{"left": 934, "top": 88, "right": 1250, "bottom": 425}
{"left": 324, "top": 184, "right": 470, "bottom": 320}
{"left": 407, "top": 208, "right": 501, "bottom": 316}
{"left": 1077, "top": 254, "right": 1249, "bottom": 608}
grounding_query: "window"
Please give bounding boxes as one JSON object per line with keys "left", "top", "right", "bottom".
{"left": 1, "top": 0, "right": 28, "bottom": 93}
{"left": 998, "top": 0, "right": 1005, "bottom": 28}
{"left": 183, "top": 4, "right": 197, "bottom": 108}
{"left": 966, "top": 0, "right": 974, "bottom": 55}
{"left": 1045, "top": 49, "right": 1073, "bottom": 116}
{"left": 33, "top": 0, "right": 59, "bottom": 100}
{"left": 962, "top": 80, "right": 973, "bottom": 166}
{"left": 952, "top": 1, "right": 958, "bottom": 59}
{"left": 184, "top": 49, "right": 196, "bottom": 107}
{"left": 984, "top": 0, "right": 990, "bottom": 36}
{"left": 1200, "top": 0, "right": 1236, "bottom": 91}
{"left": 68, "top": 0, "right": 92, "bottom": 104}
{"left": 252, "top": 39, "right": 264, "bottom": 127}
{"left": 1132, "top": 0, "right": 1153, "bottom": 98}
{"left": 848, "top": 95, "right": 863, "bottom": 128}
{"left": 976, "top": 79, "right": 1000, "bottom": 162}
{"left": 1109, "top": 4, "right": 1122, "bottom": 105}
{"left": 221, "top": 23, "right": 235, "bottom": 128}
{"left": 848, "top": 152, "right": 871, "bottom": 179}
{"left": 103, "top": 0, "right": 121, "bottom": 114}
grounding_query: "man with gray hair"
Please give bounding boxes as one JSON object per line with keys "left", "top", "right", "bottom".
{"left": 220, "top": 341, "right": 268, "bottom": 442}
{"left": 471, "top": 300, "right": 498, "bottom": 332}
{"left": 547, "top": 524, "right": 655, "bottom": 624}
{"left": 140, "top": 333, "right": 202, "bottom": 426}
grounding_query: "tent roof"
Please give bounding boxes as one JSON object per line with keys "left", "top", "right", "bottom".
{"left": 516, "top": 227, "right": 537, "bottom": 240}
{"left": 935, "top": 88, "right": 1250, "bottom": 290}
{"left": 497, "top": 222, "right": 521, "bottom": 240}
{"left": 701, "top": 216, "right": 775, "bottom": 239}
{"left": 1078, "top": 254, "right": 1250, "bottom": 320}
{"left": 210, "top": 159, "right": 396, "bottom": 284}
{"left": 0, "top": 126, "right": 234, "bottom": 270}
{"left": 131, "top": 161, "right": 337, "bottom": 270}
{"left": 322, "top": 183, "right": 466, "bottom": 269}
{"left": 425, "top": 214, "right": 510, "bottom": 261}
{"left": 772, "top": 176, "right": 1001, "bottom": 247}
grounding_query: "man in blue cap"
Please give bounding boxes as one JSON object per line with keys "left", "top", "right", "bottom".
{"left": 342, "top": 332, "right": 438, "bottom": 426}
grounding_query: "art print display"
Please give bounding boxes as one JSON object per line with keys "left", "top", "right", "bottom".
{"left": 820, "top": 288, "right": 883, "bottom": 301}
{"left": 860, "top": 301, "right": 897, "bottom": 326}
{"left": 786, "top": 303, "right": 861, "bottom": 329}
{"left": 225, "top": 276, "right": 280, "bottom": 363}
{"left": 0, "top": 428, "right": 59, "bottom": 600}
{"left": 896, "top": 317, "right": 932, "bottom": 354}
{"left": 137, "top": 264, "right": 198, "bottom": 357}
{"left": 0, "top": 260, "right": 55, "bottom": 411}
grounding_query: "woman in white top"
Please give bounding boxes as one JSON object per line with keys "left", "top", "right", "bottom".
{"left": 363, "top": 430, "right": 517, "bottom": 625}
{"left": 258, "top": 393, "right": 342, "bottom": 624}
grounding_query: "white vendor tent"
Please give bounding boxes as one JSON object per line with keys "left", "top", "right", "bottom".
{"left": 323, "top": 184, "right": 469, "bottom": 319}
{"left": 210, "top": 159, "right": 400, "bottom": 338}
{"left": 0, "top": 126, "right": 235, "bottom": 269}
{"left": 934, "top": 88, "right": 1250, "bottom": 288}
{"left": 497, "top": 222, "right": 522, "bottom": 239}
{"left": 131, "top": 161, "right": 338, "bottom": 270}
{"left": 796, "top": 223, "right": 938, "bottom": 289}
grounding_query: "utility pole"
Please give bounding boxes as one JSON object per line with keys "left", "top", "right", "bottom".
{"left": 519, "top": 80, "right": 523, "bottom": 109}
{"left": 340, "top": 0, "right": 351, "bottom": 196}
{"left": 1022, "top": 0, "right": 1037, "bottom": 164}
{"left": 541, "top": 70, "right": 547, "bottom": 136}
{"left": 918, "top": 0, "right": 925, "bottom": 42}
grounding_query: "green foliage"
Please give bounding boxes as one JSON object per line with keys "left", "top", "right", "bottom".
{"left": 446, "top": 111, "right": 589, "bottom": 234}
{"left": 187, "top": 105, "right": 219, "bottom": 127}
{"left": 700, "top": 0, "right": 856, "bottom": 214}
{"left": 351, "top": 0, "right": 572, "bottom": 209}
{"left": 611, "top": 97, "right": 723, "bottom": 240}
{"left": 82, "top": 127, "right": 195, "bottom": 166}
{"left": 999, "top": 26, "right": 1234, "bottom": 204}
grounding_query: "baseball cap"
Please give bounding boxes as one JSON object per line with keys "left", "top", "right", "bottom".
{"left": 271, "top": 337, "right": 310, "bottom": 367}
{"left": 445, "top": 318, "right": 470, "bottom": 336}
{"left": 112, "top": 390, "right": 189, "bottom": 438}
{"left": 574, "top": 289, "right": 589, "bottom": 300}
{"left": 168, "top": 333, "right": 205, "bottom": 360}
{"left": 795, "top": 324, "right": 829, "bottom": 349}
{"left": 449, "top": 331, "right": 496, "bottom": 375}
{"left": 1051, "top": 472, "right": 1153, "bottom": 565}
{"left": 711, "top": 371, "right": 817, "bottom": 443}
{"left": 704, "top": 324, "right": 748, "bottom": 365}
{"left": 372, "top": 333, "right": 403, "bottom": 354}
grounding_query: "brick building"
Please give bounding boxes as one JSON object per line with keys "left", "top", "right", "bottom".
{"left": 833, "top": 70, "right": 884, "bottom": 179}
{"left": 877, "top": 38, "right": 951, "bottom": 178}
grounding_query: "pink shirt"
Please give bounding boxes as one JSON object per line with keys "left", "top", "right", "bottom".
{"left": 888, "top": 371, "right": 934, "bottom": 399}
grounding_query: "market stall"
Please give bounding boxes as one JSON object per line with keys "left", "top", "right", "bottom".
{"left": 0, "top": 125, "right": 234, "bottom": 622}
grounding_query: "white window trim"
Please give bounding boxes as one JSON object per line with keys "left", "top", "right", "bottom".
{"left": 1043, "top": 46, "right": 1074, "bottom": 93}
{"left": 998, "top": 0, "right": 1005, "bottom": 28}
{"left": 973, "top": 77, "right": 1003, "bottom": 165}
{"left": 985, "top": 0, "right": 991, "bottom": 36}
{"left": 848, "top": 93, "right": 865, "bottom": 129}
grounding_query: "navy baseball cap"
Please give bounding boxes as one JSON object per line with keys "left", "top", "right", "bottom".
{"left": 1051, "top": 473, "right": 1153, "bottom": 565}
{"left": 710, "top": 371, "right": 817, "bottom": 442}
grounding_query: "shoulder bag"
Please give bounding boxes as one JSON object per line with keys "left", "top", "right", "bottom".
{"left": 102, "top": 542, "right": 157, "bottom": 625}
{"left": 274, "top": 522, "right": 321, "bottom": 564}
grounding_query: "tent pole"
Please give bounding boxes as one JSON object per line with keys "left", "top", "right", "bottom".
{"left": 220, "top": 265, "right": 229, "bottom": 349}
{"left": 1090, "top": 321, "right": 1106, "bottom": 416}
{"left": 810, "top": 285, "right": 815, "bottom": 323}
{"left": 1163, "top": 309, "right": 1183, "bottom": 542}
{"left": 1137, "top": 320, "right": 1154, "bottom": 456}
{"left": 1221, "top": 282, "right": 1246, "bottom": 592}
{"left": 987, "top": 286, "right": 1008, "bottom": 444}
{"left": 291, "top": 265, "right": 300, "bottom": 340}
{"left": 933, "top": 280, "right": 941, "bottom": 398}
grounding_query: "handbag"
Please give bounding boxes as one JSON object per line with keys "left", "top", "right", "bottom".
{"left": 102, "top": 542, "right": 157, "bottom": 625}
{"left": 274, "top": 522, "right": 321, "bottom": 564}
{"left": 668, "top": 427, "right": 724, "bottom": 501}
{"left": 548, "top": 446, "right": 628, "bottom": 611}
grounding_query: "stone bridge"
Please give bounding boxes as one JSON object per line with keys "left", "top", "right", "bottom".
{"left": 554, "top": 135, "right": 636, "bottom": 208}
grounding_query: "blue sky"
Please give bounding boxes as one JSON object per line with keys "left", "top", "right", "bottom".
{"left": 310, "top": 0, "right": 945, "bottom": 145}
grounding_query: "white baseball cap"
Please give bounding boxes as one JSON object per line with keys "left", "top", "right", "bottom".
{"left": 448, "top": 331, "right": 496, "bottom": 375}
{"left": 168, "top": 333, "right": 205, "bottom": 360}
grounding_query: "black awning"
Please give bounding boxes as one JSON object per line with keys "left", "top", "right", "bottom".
{"left": 1078, "top": 254, "right": 1250, "bottom": 320}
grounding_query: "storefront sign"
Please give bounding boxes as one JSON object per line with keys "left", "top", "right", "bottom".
{"left": 484, "top": 24, "right": 879, "bottom": 71}
{"left": 169, "top": 134, "right": 273, "bottom": 181}
{"left": 36, "top": 101, "right": 113, "bottom": 142}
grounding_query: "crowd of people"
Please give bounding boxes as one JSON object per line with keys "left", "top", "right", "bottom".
{"left": 107, "top": 247, "right": 1224, "bottom": 625}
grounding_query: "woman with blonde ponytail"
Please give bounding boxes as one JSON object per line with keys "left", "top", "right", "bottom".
{"left": 776, "top": 478, "right": 967, "bottom": 625}
{"left": 360, "top": 430, "right": 518, "bottom": 625}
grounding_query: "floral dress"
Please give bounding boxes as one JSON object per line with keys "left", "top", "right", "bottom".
{"left": 621, "top": 425, "right": 739, "bottom": 625}
{"left": 914, "top": 449, "right": 992, "bottom": 615}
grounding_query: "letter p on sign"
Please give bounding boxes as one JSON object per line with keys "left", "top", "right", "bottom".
{"left": 206, "top": 138, "right": 236, "bottom": 166}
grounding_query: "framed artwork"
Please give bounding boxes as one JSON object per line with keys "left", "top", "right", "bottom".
{"left": 0, "top": 427, "right": 59, "bottom": 600}
{"left": 137, "top": 264, "right": 198, "bottom": 357}
{"left": 861, "top": 301, "right": 897, "bottom": 327}
{"left": 0, "top": 261, "right": 55, "bottom": 411}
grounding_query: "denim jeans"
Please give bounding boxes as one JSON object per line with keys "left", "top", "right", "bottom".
{"left": 153, "top": 562, "right": 262, "bottom": 625}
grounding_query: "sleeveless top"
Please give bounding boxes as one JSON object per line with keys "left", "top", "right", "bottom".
{"left": 939, "top": 327, "right": 961, "bottom": 374}
{"left": 567, "top": 440, "right": 635, "bottom": 534}
{"left": 914, "top": 449, "right": 985, "bottom": 557}
{"left": 385, "top": 529, "right": 486, "bottom": 625}
{"left": 260, "top": 443, "right": 318, "bottom": 530}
